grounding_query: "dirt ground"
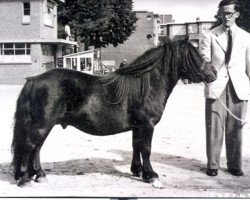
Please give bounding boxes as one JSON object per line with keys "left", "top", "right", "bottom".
{"left": 0, "top": 82, "right": 250, "bottom": 198}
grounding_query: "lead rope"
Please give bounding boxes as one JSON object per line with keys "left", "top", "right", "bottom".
{"left": 203, "top": 82, "right": 248, "bottom": 126}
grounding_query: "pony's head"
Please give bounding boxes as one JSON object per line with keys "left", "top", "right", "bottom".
{"left": 172, "top": 38, "right": 217, "bottom": 83}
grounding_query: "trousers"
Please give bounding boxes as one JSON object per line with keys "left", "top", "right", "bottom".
{"left": 205, "top": 79, "right": 248, "bottom": 170}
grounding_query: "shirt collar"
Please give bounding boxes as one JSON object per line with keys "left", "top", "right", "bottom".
{"left": 222, "top": 24, "right": 237, "bottom": 33}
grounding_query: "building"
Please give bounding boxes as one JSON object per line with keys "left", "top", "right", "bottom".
{"left": 0, "top": 0, "right": 76, "bottom": 84}
{"left": 100, "top": 11, "right": 214, "bottom": 71}
{"left": 100, "top": 11, "right": 174, "bottom": 71}
{"left": 63, "top": 49, "right": 105, "bottom": 75}
{"left": 159, "top": 19, "right": 215, "bottom": 50}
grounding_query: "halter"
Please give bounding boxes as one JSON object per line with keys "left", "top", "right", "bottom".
{"left": 200, "top": 61, "right": 206, "bottom": 71}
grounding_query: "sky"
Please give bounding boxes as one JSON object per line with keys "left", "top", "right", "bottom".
{"left": 133, "top": 0, "right": 221, "bottom": 23}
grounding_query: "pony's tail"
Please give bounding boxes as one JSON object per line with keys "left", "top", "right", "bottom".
{"left": 11, "top": 79, "right": 34, "bottom": 180}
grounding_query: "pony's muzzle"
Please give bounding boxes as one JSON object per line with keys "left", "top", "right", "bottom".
{"left": 202, "top": 65, "right": 217, "bottom": 83}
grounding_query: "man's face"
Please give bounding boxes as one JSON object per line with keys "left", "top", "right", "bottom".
{"left": 219, "top": 4, "right": 239, "bottom": 28}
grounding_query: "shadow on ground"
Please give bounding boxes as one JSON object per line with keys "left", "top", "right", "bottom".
{"left": 0, "top": 150, "right": 207, "bottom": 183}
{"left": 1, "top": 150, "right": 249, "bottom": 192}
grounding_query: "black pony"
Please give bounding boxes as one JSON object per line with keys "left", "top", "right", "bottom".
{"left": 12, "top": 38, "right": 216, "bottom": 187}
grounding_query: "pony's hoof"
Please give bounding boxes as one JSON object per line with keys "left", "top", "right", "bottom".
{"left": 150, "top": 178, "right": 164, "bottom": 189}
{"left": 17, "top": 178, "right": 31, "bottom": 187}
{"left": 34, "top": 176, "right": 47, "bottom": 183}
{"left": 132, "top": 171, "right": 142, "bottom": 178}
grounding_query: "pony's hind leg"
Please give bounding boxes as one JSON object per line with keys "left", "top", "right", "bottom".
{"left": 131, "top": 128, "right": 143, "bottom": 177}
{"left": 13, "top": 139, "right": 35, "bottom": 186}
{"left": 28, "top": 146, "right": 46, "bottom": 182}
{"left": 28, "top": 127, "right": 52, "bottom": 183}
{"left": 13, "top": 125, "right": 51, "bottom": 186}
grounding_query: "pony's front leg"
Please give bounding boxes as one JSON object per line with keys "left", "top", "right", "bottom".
{"left": 131, "top": 128, "right": 143, "bottom": 177}
{"left": 140, "top": 125, "right": 158, "bottom": 181}
{"left": 140, "top": 125, "right": 163, "bottom": 188}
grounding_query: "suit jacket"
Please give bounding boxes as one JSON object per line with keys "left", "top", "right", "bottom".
{"left": 200, "top": 24, "right": 250, "bottom": 100}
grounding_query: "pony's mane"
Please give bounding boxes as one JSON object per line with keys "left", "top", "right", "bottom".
{"left": 100, "top": 42, "right": 173, "bottom": 105}
{"left": 100, "top": 39, "right": 201, "bottom": 105}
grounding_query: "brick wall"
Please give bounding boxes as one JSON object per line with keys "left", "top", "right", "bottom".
{"left": 0, "top": 44, "right": 48, "bottom": 85}
{"left": 0, "top": 0, "right": 58, "bottom": 85}
{"left": 101, "top": 11, "right": 158, "bottom": 69}
{"left": 0, "top": 1, "right": 40, "bottom": 39}
{"left": 0, "top": 64, "right": 47, "bottom": 85}
{"left": 0, "top": 0, "right": 56, "bottom": 40}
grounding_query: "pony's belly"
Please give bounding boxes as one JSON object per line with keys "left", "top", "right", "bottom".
{"left": 65, "top": 109, "right": 131, "bottom": 136}
{"left": 72, "top": 96, "right": 131, "bottom": 135}
{"left": 71, "top": 119, "right": 131, "bottom": 136}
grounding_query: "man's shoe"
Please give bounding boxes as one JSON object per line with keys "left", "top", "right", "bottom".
{"left": 228, "top": 169, "right": 244, "bottom": 176}
{"left": 206, "top": 169, "right": 218, "bottom": 176}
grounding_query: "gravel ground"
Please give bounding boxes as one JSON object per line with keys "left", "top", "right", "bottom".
{"left": 0, "top": 82, "right": 249, "bottom": 198}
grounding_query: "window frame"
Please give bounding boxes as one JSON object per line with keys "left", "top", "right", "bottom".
{"left": 0, "top": 43, "right": 31, "bottom": 63}
{"left": 23, "top": 2, "right": 30, "bottom": 16}
{"left": 2, "top": 43, "right": 31, "bottom": 56}
{"left": 44, "top": 0, "right": 55, "bottom": 27}
{"left": 22, "top": 2, "right": 31, "bottom": 24}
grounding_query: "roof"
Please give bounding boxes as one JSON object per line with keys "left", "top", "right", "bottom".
{"left": 51, "top": 0, "right": 65, "bottom": 3}
{"left": 63, "top": 50, "right": 97, "bottom": 58}
{"left": 0, "top": 39, "right": 77, "bottom": 45}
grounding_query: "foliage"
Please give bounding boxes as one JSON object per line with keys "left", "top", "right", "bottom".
{"left": 58, "top": 0, "right": 138, "bottom": 49}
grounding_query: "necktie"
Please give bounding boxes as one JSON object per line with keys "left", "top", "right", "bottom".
{"left": 225, "top": 29, "right": 232, "bottom": 65}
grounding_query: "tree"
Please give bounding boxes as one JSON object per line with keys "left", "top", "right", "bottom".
{"left": 58, "top": 0, "right": 138, "bottom": 50}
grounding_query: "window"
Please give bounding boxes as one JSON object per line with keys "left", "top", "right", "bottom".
{"left": 23, "top": 2, "right": 31, "bottom": 24}
{"left": 80, "top": 58, "right": 86, "bottom": 71}
{"left": 44, "top": 1, "right": 54, "bottom": 27}
{"left": 3, "top": 43, "right": 14, "bottom": 55}
{"left": 171, "top": 25, "right": 186, "bottom": 35}
{"left": 65, "top": 58, "right": 71, "bottom": 68}
{"left": 188, "top": 24, "right": 199, "bottom": 34}
{"left": 86, "top": 58, "right": 92, "bottom": 70}
{"left": 0, "top": 43, "right": 31, "bottom": 63}
{"left": 147, "top": 15, "right": 153, "bottom": 21}
{"left": 72, "top": 58, "right": 77, "bottom": 70}
{"left": 2, "top": 43, "right": 30, "bottom": 55}
{"left": 15, "top": 43, "right": 31, "bottom": 55}
{"left": 23, "top": 2, "right": 30, "bottom": 15}
{"left": 147, "top": 34, "right": 152, "bottom": 40}
{"left": 80, "top": 57, "right": 92, "bottom": 71}
{"left": 42, "top": 45, "right": 53, "bottom": 56}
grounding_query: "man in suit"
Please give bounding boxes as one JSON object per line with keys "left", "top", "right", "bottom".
{"left": 200, "top": 0, "right": 250, "bottom": 176}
